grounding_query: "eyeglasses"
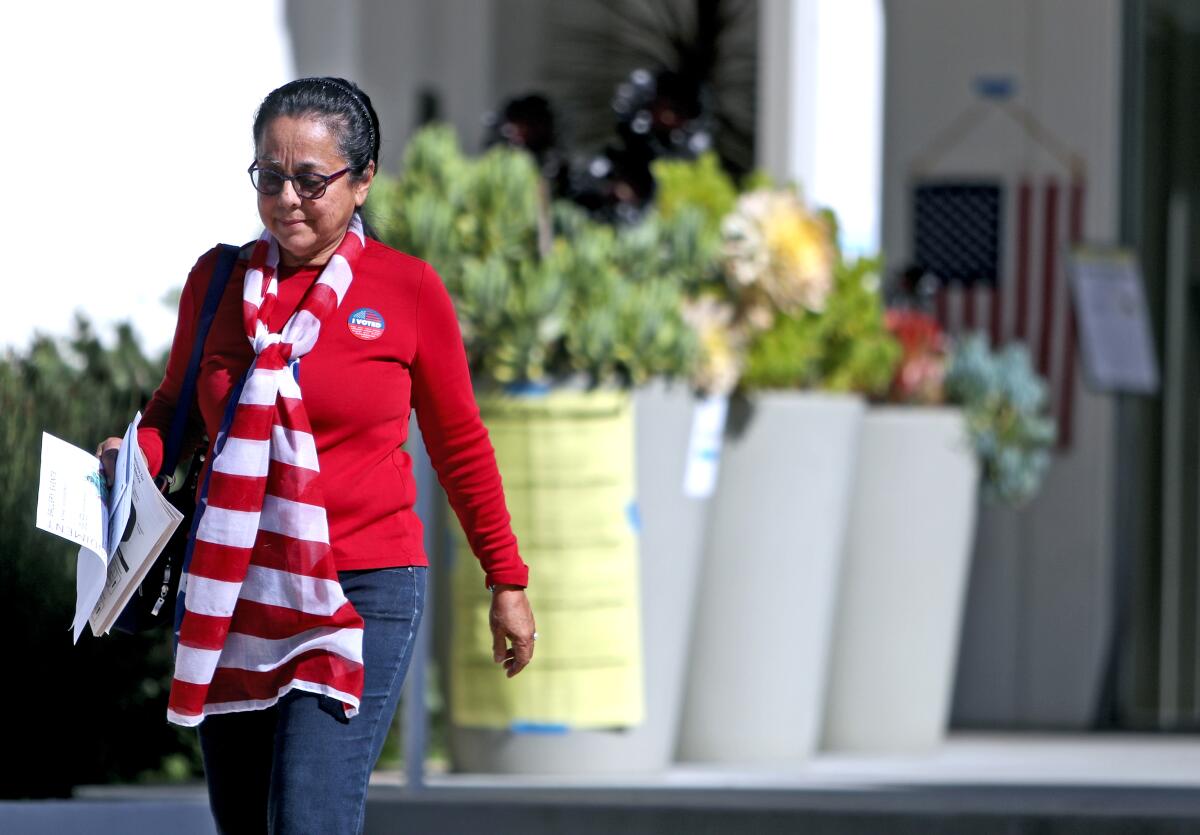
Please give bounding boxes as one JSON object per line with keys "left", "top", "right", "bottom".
{"left": 247, "top": 163, "right": 352, "bottom": 199}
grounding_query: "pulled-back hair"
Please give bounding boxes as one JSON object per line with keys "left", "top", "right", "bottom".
{"left": 253, "top": 77, "right": 380, "bottom": 179}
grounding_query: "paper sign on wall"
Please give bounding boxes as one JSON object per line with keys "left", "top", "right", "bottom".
{"left": 1068, "top": 248, "right": 1160, "bottom": 395}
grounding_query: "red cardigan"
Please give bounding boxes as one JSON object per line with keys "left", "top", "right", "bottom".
{"left": 137, "top": 239, "right": 528, "bottom": 589}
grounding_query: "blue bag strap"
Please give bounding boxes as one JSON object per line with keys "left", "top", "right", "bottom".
{"left": 158, "top": 244, "right": 240, "bottom": 483}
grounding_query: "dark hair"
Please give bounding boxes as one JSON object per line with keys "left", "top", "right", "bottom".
{"left": 253, "top": 77, "right": 381, "bottom": 179}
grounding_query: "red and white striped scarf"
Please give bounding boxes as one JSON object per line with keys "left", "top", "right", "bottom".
{"left": 167, "top": 216, "right": 367, "bottom": 727}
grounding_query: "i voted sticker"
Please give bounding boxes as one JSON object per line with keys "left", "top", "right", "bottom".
{"left": 347, "top": 307, "right": 385, "bottom": 341}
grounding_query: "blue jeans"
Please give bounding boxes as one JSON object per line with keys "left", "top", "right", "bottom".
{"left": 198, "top": 566, "right": 426, "bottom": 835}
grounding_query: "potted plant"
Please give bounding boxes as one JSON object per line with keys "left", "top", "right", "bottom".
{"left": 823, "top": 317, "right": 1055, "bottom": 753}
{"left": 370, "top": 125, "right": 712, "bottom": 773}
{"left": 671, "top": 183, "right": 901, "bottom": 764}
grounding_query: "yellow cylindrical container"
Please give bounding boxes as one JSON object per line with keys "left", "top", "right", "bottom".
{"left": 449, "top": 388, "right": 644, "bottom": 731}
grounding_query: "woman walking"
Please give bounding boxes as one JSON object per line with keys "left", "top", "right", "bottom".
{"left": 97, "top": 77, "right": 534, "bottom": 834}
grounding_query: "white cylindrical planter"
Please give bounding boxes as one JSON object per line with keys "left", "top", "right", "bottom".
{"left": 823, "top": 406, "right": 979, "bottom": 752}
{"left": 679, "top": 391, "right": 865, "bottom": 763}
{"left": 450, "top": 380, "right": 718, "bottom": 772}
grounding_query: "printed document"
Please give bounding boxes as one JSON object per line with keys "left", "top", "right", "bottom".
{"left": 35, "top": 414, "right": 184, "bottom": 641}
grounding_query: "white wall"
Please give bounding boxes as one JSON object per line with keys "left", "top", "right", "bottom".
{"left": 881, "top": 0, "right": 1123, "bottom": 726}
{"left": 0, "top": 2, "right": 294, "bottom": 355}
{"left": 288, "top": 0, "right": 501, "bottom": 171}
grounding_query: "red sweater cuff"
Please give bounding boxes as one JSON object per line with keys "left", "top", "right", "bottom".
{"left": 137, "top": 426, "right": 165, "bottom": 480}
{"left": 484, "top": 563, "right": 529, "bottom": 591}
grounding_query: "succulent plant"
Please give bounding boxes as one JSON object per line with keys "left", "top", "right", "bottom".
{"left": 741, "top": 254, "right": 900, "bottom": 396}
{"left": 652, "top": 156, "right": 902, "bottom": 397}
{"left": 368, "top": 124, "right": 699, "bottom": 389}
{"left": 944, "top": 334, "right": 1056, "bottom": 505}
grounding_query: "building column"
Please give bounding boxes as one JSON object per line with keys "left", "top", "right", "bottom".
{"left": 756, "top": 0, "right": 885, "bottom": 255}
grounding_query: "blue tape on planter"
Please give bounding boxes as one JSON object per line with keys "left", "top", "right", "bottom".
{"left": 510, "top": 722, "right": 570, "bottom": 735}
{"left": 503, "top": 381, "right": 553, "bottom": 397}
{"left": 626, "top": 499, "right": 641, "bottom": 534}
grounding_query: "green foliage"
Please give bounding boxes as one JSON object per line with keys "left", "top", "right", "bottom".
{"left": 368, "top": 124, "right": 700, "bottom": 387}
{"left": 739, "top": 168, "right": 775, "bottom": 193}
{"left": 550, "top": 204, "right": 700, "bottom": 384}
{"left": 652, "top": 152, "right": 737, "bottom": 240}
{"left": 648, "top": 153, "right": 733, "bottom": 298}
{"left": 742, "top": 256, "right": 900, "bottom": 395}
{"left": 945, "top": 335, "right": 1056, "bottom": 505}
{"left": 0, "top": 318, "right": 202, "bottom": 797}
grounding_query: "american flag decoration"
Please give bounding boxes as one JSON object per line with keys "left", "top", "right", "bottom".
{"left": 913, "top": 181, "right": 1003, "bottom": 337}
{"left": 912, "top": 176, "right": 1085, "bottom": 450}
{"left": 907, "top": 78, "right": 1086, "bottom": 450}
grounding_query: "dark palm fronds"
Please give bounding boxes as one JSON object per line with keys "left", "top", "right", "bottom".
{"left": 544, "top": 0, "right": 758, "bottom": 178}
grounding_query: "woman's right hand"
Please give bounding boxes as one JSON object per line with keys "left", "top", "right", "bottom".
{"left": 95, "top": 436, "right": 123, "bottom": 487}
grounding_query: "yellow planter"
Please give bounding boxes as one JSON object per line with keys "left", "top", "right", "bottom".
{"left": 449, "top": 389, "right": 644, "bottom": 730}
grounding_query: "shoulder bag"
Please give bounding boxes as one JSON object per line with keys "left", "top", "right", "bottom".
{"left": 114, "top": 244, "right": 240, "bottom": 633}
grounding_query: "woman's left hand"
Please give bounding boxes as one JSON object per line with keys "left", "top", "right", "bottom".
{"left": 489, "top": 585, "right": 536, "bottom": 678}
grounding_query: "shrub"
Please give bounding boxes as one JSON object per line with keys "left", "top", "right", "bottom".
{"left": 0, "top": 318, "right": 201, "bottom": 797}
